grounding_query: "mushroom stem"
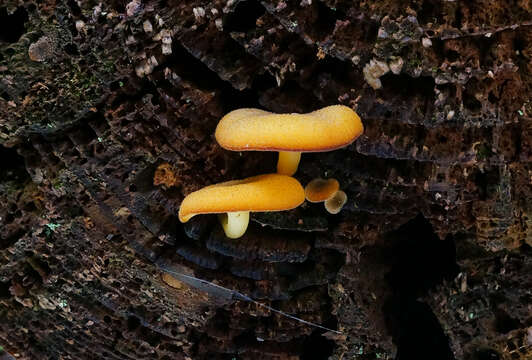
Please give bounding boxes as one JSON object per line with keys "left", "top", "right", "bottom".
{"left": 277, "top": 151, "right": 301, "bottom": 175}
{"left": 219, "top": 211, "right": 250, "bottom": 239}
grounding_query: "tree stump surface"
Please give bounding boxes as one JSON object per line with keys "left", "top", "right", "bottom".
{"left": 0, "top": 1, "right": 531, "bottom": 359}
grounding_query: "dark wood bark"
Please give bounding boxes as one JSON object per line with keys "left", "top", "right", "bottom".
{"left": 1, "top": 1, "right": 531, "bottom": 359}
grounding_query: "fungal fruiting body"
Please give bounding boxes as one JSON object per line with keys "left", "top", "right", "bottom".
{"left": 215, "top": 105, "right": 364, "bottom": 175}
{"left": 304, "top": 178, "right": 340, "bottom": 203}
{"left": 178, "top": 174, "right": 305, "bottom": 239}
{"left": 305, "top": 178, "right": 347, "bottom": 214}
{"left": 324, "top": 190, "right": 347, "bottom": 214}
{"left": 218, "top": 211, "right": 250, "bottom": 239}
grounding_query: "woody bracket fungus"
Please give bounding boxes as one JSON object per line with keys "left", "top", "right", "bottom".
{"left": 178, "top": 174, "right": 305, "bottom": 239}
{"left": 305, "top": 178, "right": 347, "bottom": 214}
{"left": 215, "top": 105, "right": 364, "bottom": 176}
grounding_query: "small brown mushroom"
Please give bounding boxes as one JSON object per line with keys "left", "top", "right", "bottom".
{"left": 304, "top": 178, "right": 340, "bottom": 203}
{"left": 305, "top": 178, "right": 347, "bottom": 214}
{"left": 324, "top": 190, "right": 347, "bottom": 214}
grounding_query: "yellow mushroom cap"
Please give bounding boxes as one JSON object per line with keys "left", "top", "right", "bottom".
{"left": 215, "top": 105, "right": 363, "bottom": 152}
{"left": 178, "top": 174, "right": 305, "bottom": 222}
{"left": 305, "top": 178, "right": 340, "bottom": 203}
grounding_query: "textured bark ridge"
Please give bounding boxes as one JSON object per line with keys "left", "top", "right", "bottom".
{"left": 1, "top": 1, "right": 531, "bottom": 359}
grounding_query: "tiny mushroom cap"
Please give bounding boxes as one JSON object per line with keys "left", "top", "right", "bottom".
{"left": 215, "top": 105, "right": 363, "bottom": 176}
{"left": 324, "top": 190, "right": 347, "bottom": 215}
{"left": 178, "top": 174, "right": 305, "bottom": 239}
{"left": 305, "top": 178, "right": 340, "bottom": 203}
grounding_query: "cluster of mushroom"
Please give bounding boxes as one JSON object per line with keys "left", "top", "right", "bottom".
{"left": 178, "top": 105, "right": 363, "bottom": 239}
{"left": 305, "top": 178, "right": 348, "bottom": 215}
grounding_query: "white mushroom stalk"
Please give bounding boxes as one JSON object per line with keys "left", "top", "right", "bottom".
{"left": 219, "top": 211, "right": 250, "bottom": 239}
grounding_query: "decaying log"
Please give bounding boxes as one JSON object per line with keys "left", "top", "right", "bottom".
{"left": 1, "top": 0, "right": 531, "bottom": 359}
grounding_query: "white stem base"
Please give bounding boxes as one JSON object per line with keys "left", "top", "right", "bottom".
{"left": 219, "top": 211, "right": 250, "bottom": 239}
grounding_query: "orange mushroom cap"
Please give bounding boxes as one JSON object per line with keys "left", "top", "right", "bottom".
{"left": 178, "top": 174, "right": 305, "bottom": 222}
{"left": 215, "top": 105, "right": 363, "bottom": 152}
{"left": 305, "top": 178, "right": 340, "bottom": 203}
